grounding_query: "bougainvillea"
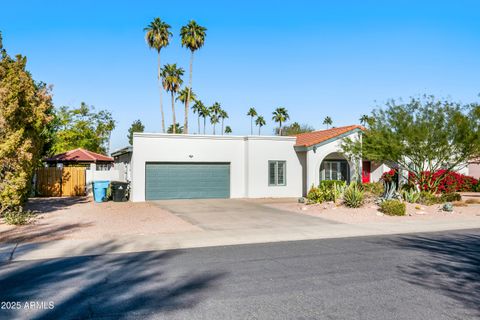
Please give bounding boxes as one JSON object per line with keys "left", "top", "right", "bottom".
{"left": 409, "top": 170, "right": 478, "bottom": 193}
{"left": 381, "top": 169, "right": 397, "bottom": 183}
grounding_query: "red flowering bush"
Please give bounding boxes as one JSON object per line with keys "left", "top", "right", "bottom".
{"left": 409, "top": 170, "right": 478, "bottom": 193}
{"left": 381, "top": 169, "right": 397, "bottom": 183}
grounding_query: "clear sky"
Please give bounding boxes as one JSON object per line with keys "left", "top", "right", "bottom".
{"left": 1, "top": 0, "right": 479, "bottom": 152}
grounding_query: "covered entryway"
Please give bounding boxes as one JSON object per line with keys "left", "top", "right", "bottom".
{"left": 319, "top": 153, "right": 350, "bottom": 183}
{"left": 145, "top": 162, "right": 230, "bottom": 200}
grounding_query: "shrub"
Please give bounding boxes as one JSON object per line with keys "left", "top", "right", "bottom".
{"left": 307, "top": 186, "right": 324, "bottom": 204}
{"left": 319, "top": 180, "right": 346, "bottom": 189}
{"left": 402, "top": 189, "right": 420, "bottom": 203}
{"left": 2, "top": 208, "right": 34, "bottom": 225}
{"left": 409, "top": 170, "right": 478, "bottom": 193}
{"left": 417, "top": 191, "right": 440, "bottom": 205}
{"left": 380, "top": 200, "right": 406, "bottom": 216}
{"left": 440, "top": 193, "right": 462, "bottom": 202}
{"left": 361, "top": 182, "right": 383, "bottom": 196}
{"left": 343, "top": 183, "right": 364, "bottom": 208}
{"left": 381, "top": 169, "right": 397, "bottom": 184}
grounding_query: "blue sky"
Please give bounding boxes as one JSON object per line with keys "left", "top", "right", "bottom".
{"left": 1, "top": 0, "right": 479, "bottom": 152}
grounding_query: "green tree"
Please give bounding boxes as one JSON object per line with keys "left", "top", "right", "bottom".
{"left": 247, "top": 107, "right": 257, "bottom": 135}
{"left": 209, "top": 102, "right": 221, "bottom": 135}
{"left": 52, "top": 103, "right": 116, "bottom": 154}
{"left": 127, "top": 119, "right": 145, "bottom": 145}
{"left": 144, "top": 18, "right": 172, "bottom": 133}
{"left": 180, "top": 20, "right": 207, "bottom": 134}
{"left": 219, "top": 109, "right": 229, "bottom": 135}
{"left": 359, "top": 114, "right": 371, "bottom": 126}
{"left": 198, "top": 103, "right": 210, "bottom": 134}
{"left": 167, "top": 123, "right": 183, "bottom": 134}
{"left": 272, "top": 107, "right": 289, "bottom": 135}
{"left": 225, "top": 126, "right": 232, "bottom": 135}
{"left": 176, "top": 87, "right": 197, "bottom": 110}
{"left": 255, "top": 116, "right": 266, "bottom": 135}
{"left": 282, "top": 122, "right": 314, "bottom": 135}
{"left": 323, "top": 116, "right": 333, "bottom": 129}
{"left": 0, "top": 35, "right": 54, "bottom": 214}
{"left": 160, "top": 63, "right": 184, "bottom": 134}
{"left": 342, "top": 96, "right": 480, "bottom": 192}
{"left": 191, "top": 99, "right": 204, "bottom": 134}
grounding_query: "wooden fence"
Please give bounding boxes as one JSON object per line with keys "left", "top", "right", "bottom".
{"left": 35, "top": 166, "right": 86, "bottom": 197}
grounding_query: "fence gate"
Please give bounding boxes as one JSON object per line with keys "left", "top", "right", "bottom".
{"left": 36, "top": 166, "right": 86, "bottom": 197}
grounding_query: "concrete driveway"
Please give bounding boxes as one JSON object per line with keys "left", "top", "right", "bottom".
{"left": 151, "top": 198, "right": 338, "bottom": 231}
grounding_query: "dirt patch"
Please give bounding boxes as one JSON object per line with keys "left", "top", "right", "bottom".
{"left": 265, "top": 199, "right": 480, "bottom": 224}
{"left": 0, "top": 197, "right": 201, "bottom": 243}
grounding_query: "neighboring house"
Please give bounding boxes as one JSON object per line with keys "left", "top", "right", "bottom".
{"left": 467, "top": 158, "right": 480, "bottom": 179}
{"left": 130, "top": 125, "right": 389, "bottom": 201}
{"left": 111, "top": 146, "right": 133, "bottom": 182}
{"left": 45, "top": 148, "right": 114, "bottom": 169}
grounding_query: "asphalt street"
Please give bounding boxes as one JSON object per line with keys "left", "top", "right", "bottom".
{"left": 0, "top": 229, "right": 479, "bottom": 319}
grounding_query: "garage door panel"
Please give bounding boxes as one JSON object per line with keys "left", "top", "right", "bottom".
{"left": 145, "top": 163, "right": 230, "bottom": 200}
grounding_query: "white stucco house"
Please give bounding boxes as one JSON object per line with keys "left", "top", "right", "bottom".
{"left": 129, "top": 125, "right": 390, "bottom": 202}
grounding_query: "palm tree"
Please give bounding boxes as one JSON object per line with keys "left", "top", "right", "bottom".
{"left": 209, "top": 102, "right": 221, "bottom": 135}
{"left": 255, "top": 116, "right": 266, "bottom": 135}
{"left": 210, "top": 114, "right": 219, "bottom": 135}
{"left": 359, "top": 114, "right": 370, "bottom": 126}
{"left": 167, "top": 123, "right": 183, "bottom": 134}
{"left": 198, "top": 104, "right": 210, "bottom": 134}
{"left": 176, "top": 87, "right": 197, "bottom": 107}
{"left": 160, "top": 64, "right": 184, "bottom": 134}
{"left": 247, "top": 107, "right": 257, "bottom": 135}
{"left": 272, "top": 107, "right": 289, "bottom": 136}
{"left": 191, "top": 100, "right": 205, "bottom": 134}
{"left": 225, "top": 126, "right": 232, "bottom": 134}
{"left": 323, "top": 116, "right": 333, "bottom": 129}
{"left": 219, "top": 109, "right": 229, "bottom": 135}
{"left": 180, "top": 20, "right": 207, "bottom": 134}
{"left": 144, "top": 18, "right": 172, "bottom": 133}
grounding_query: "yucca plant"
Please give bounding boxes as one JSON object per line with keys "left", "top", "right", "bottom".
{"left": 402, "top": 189, "right": 420, "bottom": 203}
{"left": 343, "top": 183, "right": 364, "bottom": 208}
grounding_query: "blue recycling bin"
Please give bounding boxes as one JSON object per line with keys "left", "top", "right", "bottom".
{"left": 93, "top": 180, "right": 110, "bottom": 203}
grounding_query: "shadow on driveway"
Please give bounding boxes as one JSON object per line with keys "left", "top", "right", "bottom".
{"left": 25, "top": 197, "right": 90, "bottom": 214}
{"left": 387, "top": 230, "right": 480, "bottom": 316}
{"left": 0, "top": 242, "right": 226, "bottom": 319}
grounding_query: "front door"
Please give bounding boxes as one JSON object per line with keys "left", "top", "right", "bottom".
{"left": 362, "top": 161, "right": 371, "bottom": 183}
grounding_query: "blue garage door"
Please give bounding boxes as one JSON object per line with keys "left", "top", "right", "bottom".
{"left": 145, "top": 162, "right": 230, "bottom": 200}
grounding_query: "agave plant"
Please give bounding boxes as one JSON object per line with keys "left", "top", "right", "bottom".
{"left": 376, "top": 182, "right": 402, "bottom": 204}
{"left": 401, "top": 189, "right": 420, "bottom": 203}
{"left": 343, "top": 182, "right": 364, "bottom": 208}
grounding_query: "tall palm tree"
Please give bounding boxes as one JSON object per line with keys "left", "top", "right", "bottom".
{"left": 176, "top": 87, "right": 197, "bottom": 107}
{"left": 323, "top": 116, "right": 333, "bottom": 129}
{"left": 160, "top": 64, "right": 184, "bottom": 134}
{"left": 180, "top": 20, "right": 207, "bottom": 134}
{"left": 198, "top": 104, "right": 210, "bottom": 134}
{"left": 272, "top": 107, "right": 289, "bottom": 136}
{"left": 209, "top": 102, "right": 221, "bottom": 135}
{"left": 191, "top": 100, "right": 204, "bottom": 134}
{"left": 210, "top": 114, "right": 219, "bottom": 135}
{"left": 144, "top": 18, "right": 172, "bottom": 133}
{"left": 219, "top": 109, "right": 229, "bottom": 135}
{"left": 359, "top": 114, "right": 370, "bottom": 126}
{"left": 247, "top": 107, "right": 257, "bottom": 135}
{"left": 225, "top": 126, "right": 232, "bottom": 135}
{"left": 255, "top": 116, "right": 266, "bottom": 135}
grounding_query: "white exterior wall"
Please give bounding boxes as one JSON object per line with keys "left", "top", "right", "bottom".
{"left": 131, "top": 133, "right": 302, "bottom": 202}
{"left": 85, "top": 164, "right": 124, "bottom": 194}
{"left": 370, "top": 162, "right": 390, "bottom": 182}
{"left": 246, "top": 138, "right": 303, "bottom": 198}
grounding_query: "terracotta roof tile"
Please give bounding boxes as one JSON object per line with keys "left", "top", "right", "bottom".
{"left": 45, "top": 148, "right": 113, "bottom": 163}
{"left": 295, "top": 125, "right": 364, "bottom": 147}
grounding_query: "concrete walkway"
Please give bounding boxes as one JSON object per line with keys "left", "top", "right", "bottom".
{"left": 2, "top": 214, "right": 480, "bottom": 263}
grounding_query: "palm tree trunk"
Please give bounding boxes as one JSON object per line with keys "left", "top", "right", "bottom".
{"left": 213, "top": 124, "right": 216, "bottom": 135}
{"left": 203, "top": 117, "right": 206, "bottom": 134}
{"left": 198, "top": 115, "right": 200, "bottom": 134}
{"left": 184, "top": 51, "right": 194, "bottom": 134}
{"left": 250, "top": 117, "right": 253, "bottom": 135}
{"left": 258, "top": 125, "right": 261, "bottom": 135}
{"left": 158, "top": 52, "right": 165, "bottom": 133}
{"left": 221, "top": 119, "right": 224, "bottom": 135}
{"left": 171, "top": 91, "right": 176, "bottom": 134}
{"left": 279, "top": 121, "right": 282, "bottom": 136}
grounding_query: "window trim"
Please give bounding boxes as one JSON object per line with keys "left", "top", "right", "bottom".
{"left": 268, "top": 160, "right": 287, "bottom": 186}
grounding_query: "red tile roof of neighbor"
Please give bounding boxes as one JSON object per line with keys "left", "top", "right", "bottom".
{"left": 45, "top": 148, "right": 113, "bottom": 163}
{"left": 295, "top": 125, "right": 364, "bottom": 147}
